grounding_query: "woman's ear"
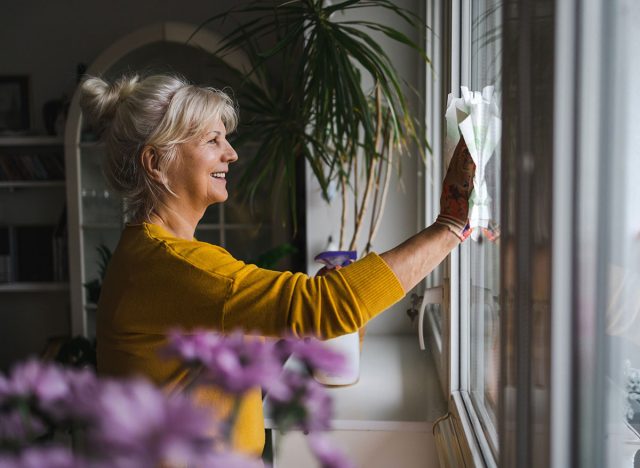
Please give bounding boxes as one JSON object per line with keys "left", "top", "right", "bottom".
{"left": 140, "top": 145, "right": 164, "bottom": 183}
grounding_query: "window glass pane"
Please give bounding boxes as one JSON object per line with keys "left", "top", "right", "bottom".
{"left": 467, "top": 0, "right": 502, "bottom": 455}
{"left": 429, "top": 303, "right": 443, "bottom": 350}
{"left": 604, "top": 1, "right": 640, "bottom": 465}
{"left": 424, "top": 0, "right": 446, "bottom": 386}
{"left": 225, "top": 227, "right": 273, "bottom": 265}
{"left": 194, "top": 228, "right": 220, "bottom": 246}
{"left": 200, "top": 205, "right": 220, "bottom": 225}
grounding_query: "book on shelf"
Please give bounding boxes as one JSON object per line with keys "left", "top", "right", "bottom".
{"left": 0, "top": 217, "right": 68, "bottom": 284}
{"left": 0, "top": 227, "right": 12, "bottom": 283}
{"left": 15, "top": 225, "right": 56, "bottom": 282}
{"left": 0, "top": 148, "right": 65, "bottom": 182}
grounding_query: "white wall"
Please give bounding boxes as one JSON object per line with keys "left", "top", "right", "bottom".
{"left": 305, "top": 0, "right": 425, "bottom": 336}
{"left": 0, "top": 0, "right": 257, "bottom": 134}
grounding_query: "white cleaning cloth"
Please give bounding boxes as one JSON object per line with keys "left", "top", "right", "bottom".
{"left": 445, "top": 86, "right": 501, "bottom": 240}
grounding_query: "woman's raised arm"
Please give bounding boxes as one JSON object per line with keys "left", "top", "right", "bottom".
{"left": 381, "top": 138, "right": 475, "bottom": 292}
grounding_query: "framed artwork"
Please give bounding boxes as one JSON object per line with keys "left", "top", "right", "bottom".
{"left": 0, "top": 76, "right": 30, "bottom": 132}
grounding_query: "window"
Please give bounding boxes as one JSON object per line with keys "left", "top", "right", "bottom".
{"left": 433, "top": 0, "right": 640, "bottom": 466}
{"left": 460, "top": 0, "right": 503, "bottom": 458}
{"left": 427, "top": 1, "right": 503, "bottom": 465}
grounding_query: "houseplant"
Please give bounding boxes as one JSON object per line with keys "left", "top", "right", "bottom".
{"left": 196, "top": 0, "right": 429, "bottom": 240}
{"left": 195, "top": 0, "right": 430, "bottom": 383}
{"left": 82, "top": 244, "right": 112, "bottom": 304}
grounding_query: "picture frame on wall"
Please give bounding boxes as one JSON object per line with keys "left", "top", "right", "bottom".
{"left": 0, "top": 76, "right": 30, "bottom": 133}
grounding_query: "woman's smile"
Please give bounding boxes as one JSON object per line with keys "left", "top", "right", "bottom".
{"left": 210, "top": 171, "right": 227, "bottom": 183}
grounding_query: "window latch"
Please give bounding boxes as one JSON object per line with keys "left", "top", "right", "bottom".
{"left": 419, "top": 286, "right": 445, "bottom": 351}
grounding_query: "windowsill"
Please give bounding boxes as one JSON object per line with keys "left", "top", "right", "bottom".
{"left": 264, "top": 335, "right": 446, "bottom": 432}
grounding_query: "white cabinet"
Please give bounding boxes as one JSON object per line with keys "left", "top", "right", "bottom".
{"left": 265, "top": 336, "right": 445, "bottom": 467}
{"left": 65, "top": 138, "right": 124, "bottom": 338}
{"left": 0, "top": 136, "right": 70, "bottom": 370}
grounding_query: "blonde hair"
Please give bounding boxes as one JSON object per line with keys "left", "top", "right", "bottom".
{"left": 79, "top": 74, "right": 238, "bottom": 222}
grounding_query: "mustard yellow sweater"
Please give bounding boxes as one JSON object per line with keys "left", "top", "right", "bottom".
{"left": 96, "top": 222, "right": 405, "bottom": 455}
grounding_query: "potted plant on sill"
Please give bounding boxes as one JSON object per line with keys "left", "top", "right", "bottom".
{"left": 196, "top": 0, "right": 430, "bottom": 384}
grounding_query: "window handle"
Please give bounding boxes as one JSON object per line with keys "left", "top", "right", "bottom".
{"left": 417, "top": 286, "right": 444, "bottom": 350}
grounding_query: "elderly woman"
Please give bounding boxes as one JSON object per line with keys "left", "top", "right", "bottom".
{"left": 79, "top": 74, "right": 474, "bottom": 456}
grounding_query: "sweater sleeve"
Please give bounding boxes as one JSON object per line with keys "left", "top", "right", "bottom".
{"left": 219, "top": 252, "right": 405, "bottom": 338}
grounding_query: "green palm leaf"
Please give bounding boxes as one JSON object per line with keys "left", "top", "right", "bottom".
{"left": 196, "top": 0, "right": 430, "bottom": 224}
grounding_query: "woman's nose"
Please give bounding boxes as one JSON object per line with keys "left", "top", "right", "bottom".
{"left": 223, "top": 142, "right": 238, "bottom": 163}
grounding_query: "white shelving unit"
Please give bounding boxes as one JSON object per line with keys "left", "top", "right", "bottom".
{"left": 0, "top": 135, "right": 70, "bottom": 370}
{"left": 0, "top": 136, "right": 63, "bottom": 146}
{"left": 0, "top": 135, "right": 68, "bottom": 289}
{"left": 0, "top": 180, "right": 65, "bottom": 189}
{"left": 0, "top": 282, "right": 69, "bottom": 293}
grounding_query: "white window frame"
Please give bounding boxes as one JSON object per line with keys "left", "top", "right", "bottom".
{"left": 424, "top": 0, "right": 500, "bottom": 466}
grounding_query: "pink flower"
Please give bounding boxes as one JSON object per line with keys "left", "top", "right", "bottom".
{"left": 0, "top": 340, "right": 352, "bottom": 468}
{"left": 204, "top": 451, "right": 266, "bottom": 468}
{"left": 164, "top": 330, "right": 225, "bottom": 364}
{"left": 268, "top": 370, "right": 333, "bottom": 433}
{"left": 0, "top": 376, "right": 8, "bottom": 400}
{"left": 0, "top": 409, "right": 46, "bottom": 445}
{"left": 276, "top": 338, "right": 346, "bottom": 374}
{"left": 0, "top": 360, "right": 99, "bottom": 425}
{"left": 90, "top": 378, "right": 214, "bottom": 466}
{"left": 0, "top": 446, "right": 80, "bottom": 468}
{"left": 1, "top": 359, "right": 70, "bottom": 405}
{"left": 165, "top": 330, "right": 283, "bottom": 394}
{"left": 0, "top": 361, "right": 218, "bottom": 467}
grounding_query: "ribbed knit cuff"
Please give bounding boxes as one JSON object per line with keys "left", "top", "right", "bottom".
{"left": 337, "top": 252, "right": 405, "bottom": 321}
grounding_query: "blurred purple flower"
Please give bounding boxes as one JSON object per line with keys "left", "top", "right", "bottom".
{"left": 0, "top": 360, "right": 218, "bottom": 467}
{"left": 90, "top": 378, "right": 214, "bottom": 466}
{"left": 308, "top": 433, "right": 355, "bottom": 468}
{"left": 0, "top": 375, "right": 8, "bottom": 400}
{"left": 0, "top": 409, "right": 46, "bottom": 444}
{"left": 0, "top": 446, "right": 79, "bottom": 468}
{"left": 276, "top": 338, "right": 346, "bottom": 375}
{"left": 0, "top": 360, "right": 99, "bottom": 425}
{"left": 204, "top": 451, "right": 266, "bottom": 468}
{"left": 301, "top": 379, "right": 333, "bottom": 432}
{"left": 165, "top": 330, "right": 283, "bottom": 394}
{"left": 268, "top": 370, "right": 333, "bottom": 433}
{"left": 53, "top": 367, "right": 100, "bottom": 422}
{"left": 164, "top": 330, "right": 225, "bottom": 365}
{"left": 0, "top": 334, "right": 351, "bottom": 468}
{"left": 0, "top": 359, "right": 70, "bottom": 405}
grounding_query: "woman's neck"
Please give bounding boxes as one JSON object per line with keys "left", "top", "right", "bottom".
{"left": 147, "top": 206, "right": 202, "bottom": 240}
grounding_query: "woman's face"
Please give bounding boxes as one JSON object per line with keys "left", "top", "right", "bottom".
{"left": 167, "top": 118, "right": 238, "bottom": 213}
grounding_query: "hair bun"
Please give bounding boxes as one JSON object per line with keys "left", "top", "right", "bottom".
{"left": 79, "top": 75, "right": 140, "bottom": 133}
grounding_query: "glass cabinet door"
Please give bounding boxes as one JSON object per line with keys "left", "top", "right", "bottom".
{"left": 77, "top": 139, "right": 124, "bottom": 337}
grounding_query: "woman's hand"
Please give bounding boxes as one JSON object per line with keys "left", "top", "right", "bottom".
{"left": 315, "top": 265, "right": 342, "bottom": 277}
{"left": 379, "top": 137, "right": 476, "bottom": 293}
{"left": 435, "top": 137, "right": 476, "bottom": 241}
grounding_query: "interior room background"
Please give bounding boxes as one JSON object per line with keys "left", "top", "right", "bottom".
{"left": 0, "top": 0, "right": 422, "bottom": 372}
